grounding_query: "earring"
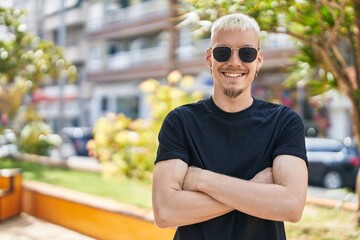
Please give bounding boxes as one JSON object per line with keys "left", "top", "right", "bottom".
{"left": 255, "top": 69, "right": 259, "bottom": 77}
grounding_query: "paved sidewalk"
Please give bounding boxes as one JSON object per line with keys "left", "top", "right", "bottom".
{"left": 0, "top": 213, "right": 95, "bottom": 240}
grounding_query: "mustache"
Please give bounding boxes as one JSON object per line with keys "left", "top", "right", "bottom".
{"left": 220, "top": 67, "right": 247, "bottom": 72}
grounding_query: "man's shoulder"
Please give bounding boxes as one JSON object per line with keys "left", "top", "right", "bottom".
{"left": 253, "top": 99, "right": 301, "bottom": 124}
{"left": 255, "top": 99, "right": 298, "bottom": 115}
{"left": 170, "top": 98, "right": 209, "bottom": 115}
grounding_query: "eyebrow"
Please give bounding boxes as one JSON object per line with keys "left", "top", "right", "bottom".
{"left": 215, "top": 44, "right": 257, "bottom": 48}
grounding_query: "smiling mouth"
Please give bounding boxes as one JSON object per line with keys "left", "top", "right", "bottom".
{"left": 223, "top": 72, "right": 246, "bottom": 78}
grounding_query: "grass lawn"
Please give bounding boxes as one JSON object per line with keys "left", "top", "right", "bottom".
{"left": 0, "top": 157, "right": 152, "bottom": 209}
{"left": 1, "top": 157, "right": 360, "bottom": 239}
{"left": 286, "top": 204, "right": 360, "bottom": 240}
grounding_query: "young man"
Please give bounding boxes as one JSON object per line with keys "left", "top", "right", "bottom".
{"left": 152, "top": 13, "right": 308, "bottom": 240}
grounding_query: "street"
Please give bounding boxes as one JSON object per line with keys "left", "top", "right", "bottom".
{"left": 308, "top": 185, "right": 357, "bottom": 205}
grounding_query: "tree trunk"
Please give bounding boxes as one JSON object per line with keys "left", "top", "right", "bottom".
{"left": 347, "top": 94, "right": 360, "bottom": 147}
{"left": 354, "top": 101, "right": 360, "bottom": 226}
{"left": 352, "top": 0, "right": 360, "bottom": 225}
{"left": 349, "top": 96, "right": 360, "bottom": 225}
{"left": 344, "top": 87, "right": 360, "bottom": 225}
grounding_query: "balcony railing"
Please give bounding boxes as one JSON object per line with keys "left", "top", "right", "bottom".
{"left": 177, "top": 38, "right": 210, "bottom": 60}
{"left": 87, "top": 0, "right": 170, "bottom": 32}
{"left": 66, "top": 40, "right": 87, "bottom": 64}
{"left": 88, "top": 45, "right": 169, "bottom": 72}
{"left": 261, "top": 33, "right": 295, "bottom": 50}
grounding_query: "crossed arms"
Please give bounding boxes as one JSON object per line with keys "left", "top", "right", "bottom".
{"left": 152, "top": 155, "right": 308, "bottom": 228}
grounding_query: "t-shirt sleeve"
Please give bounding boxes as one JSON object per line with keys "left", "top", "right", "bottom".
{"left": 272, "top": 108, "right": 308, "bottom": 165}
{"left": 155, "top": 110, "right": 190, "bottom": 165}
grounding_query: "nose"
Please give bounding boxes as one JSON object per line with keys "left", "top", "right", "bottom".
{"left": 227, "top": 49, "right": 243, "bottom": 66}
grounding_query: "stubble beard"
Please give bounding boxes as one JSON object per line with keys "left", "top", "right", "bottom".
{"left": 223, "top": 87, "right": 243, "bottom": 99}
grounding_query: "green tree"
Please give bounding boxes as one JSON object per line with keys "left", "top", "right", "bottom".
{"left": 182, "top": 0, "right": 360, "bottom": 222}
{"left": 183, "top": 0, "right": 360, "bottom": 143}
{"left": 0, "top": 7, "right": 76, "bottom": 128}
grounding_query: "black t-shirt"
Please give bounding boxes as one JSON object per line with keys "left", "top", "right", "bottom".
{"left": 156, "top": 97, "right": 308, "bottom": 240}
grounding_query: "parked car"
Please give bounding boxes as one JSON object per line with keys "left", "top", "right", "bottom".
{"left": 305, "top": 137, "right": 360, "bottom": 190}
{"left": 48, "top": 133, "right": 77, "bottom": 159}
{"left": 61, "top": 127, "right": 93, "bottom": 156}
{"left": 0, "top": 129, "right": 17, "bottom": 158}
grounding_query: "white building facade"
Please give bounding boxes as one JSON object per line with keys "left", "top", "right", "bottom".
{"left": 11, "top": 0, "right": 353, "bottom": 140}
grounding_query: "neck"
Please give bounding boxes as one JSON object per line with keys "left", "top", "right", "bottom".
{"left": 212, "top": 91, "right": 253, "bottom": 113}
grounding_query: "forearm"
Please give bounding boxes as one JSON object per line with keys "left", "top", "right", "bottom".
{"left": 199, "top": 172, "right": 302, "bottom": 222}
{"left": 152, "top": 159, "right": 233, "bottom": 228}
{"left": 153, "top": 187, "right": 233, "bottom": 228}
{"left": 196, "top": 157, "right": 308, "bottom": 222}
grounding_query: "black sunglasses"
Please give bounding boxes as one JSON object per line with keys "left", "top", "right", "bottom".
{"left": 211, "top": 46, "right": 259, "bottom": 63}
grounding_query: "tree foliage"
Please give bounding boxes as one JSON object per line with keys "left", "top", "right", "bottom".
{"left": 0, "top": 7, "right": 77, "bottom": 127}
{"left": 182, "top": 0, "right": 360, "bottom": 224}
{"left": 183, "top": 0, "right": 360, "bottom": 143}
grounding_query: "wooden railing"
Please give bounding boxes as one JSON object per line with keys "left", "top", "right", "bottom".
{"left": 22, "top": 181, "right": 175, "bottom": 240}
{"left": 0, "top": 168, "right": 22, "bottom": 221}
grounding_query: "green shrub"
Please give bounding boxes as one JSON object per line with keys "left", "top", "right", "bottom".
{"left": 17, "top": 120, "right": 59, "bottom": 156}
{"left": 88, "top": 70, "right": 203, "bottom": 181}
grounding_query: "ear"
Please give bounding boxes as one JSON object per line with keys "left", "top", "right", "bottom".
{"left": 205, "top": 48, "right": 212, "bottom": 68}
{"left": 257, "top": 49, "right": 264, "bottom": 69}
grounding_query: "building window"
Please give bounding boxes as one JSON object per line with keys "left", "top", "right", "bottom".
{"left": 101, "top": 97, "right": 108, "bottom": 112}
{"left": 107, "top": 0, "right": 129, "bottom": 10}
{"left": 116, "top": 96, "right": 139, "bottom": 119}
{"left": 53, "top": 29, "right": 59, "bottom": 45}
{"left": 119, "top": 0, "right": 129, "bottom": 8}
{"left": 108, "top": 41, "right": 124, "bottom": 55}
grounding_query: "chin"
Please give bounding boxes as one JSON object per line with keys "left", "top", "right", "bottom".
{"left": 223, "top": 87, "right": 243, "bottom": 99}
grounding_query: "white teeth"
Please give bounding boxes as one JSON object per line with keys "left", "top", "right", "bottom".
{"left": 224, "top": 72, "right": 245, "bottom": 78}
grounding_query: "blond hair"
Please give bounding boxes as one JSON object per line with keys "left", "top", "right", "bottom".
{"left": 211, "top": 13, "right": 260, "bottom": 46}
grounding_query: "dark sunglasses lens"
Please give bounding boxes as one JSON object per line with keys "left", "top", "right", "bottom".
{"left": 213, "top": 47, "right": 232, "bottom": 62}
{"left": 239, "top": 48, "right": 258, "bottom": 63}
